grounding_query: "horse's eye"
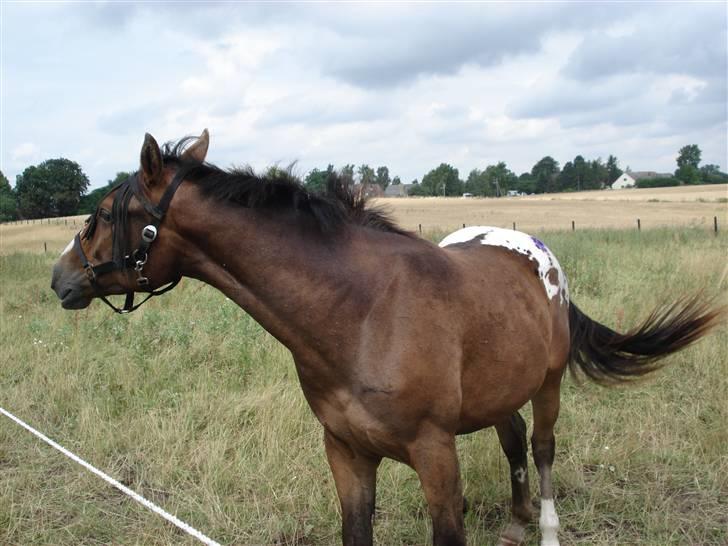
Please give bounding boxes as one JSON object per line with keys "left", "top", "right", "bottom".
{"left": 99, "top": 209, "right": 112, "bottom": 222}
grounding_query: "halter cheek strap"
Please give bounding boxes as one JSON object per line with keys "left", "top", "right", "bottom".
{"left": 73, "top": 170, "right": 187, "bottom": 314}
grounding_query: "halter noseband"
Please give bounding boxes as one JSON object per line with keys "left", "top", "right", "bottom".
{"left": 73, "top": 169, "right": 187, "bottom": 314}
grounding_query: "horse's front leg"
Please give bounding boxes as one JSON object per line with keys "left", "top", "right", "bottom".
{"left": 324, "top": 430, "right": 381, "bottom": 546}
{"left": 410, "top": 428, "right": 466, "bottom": 546}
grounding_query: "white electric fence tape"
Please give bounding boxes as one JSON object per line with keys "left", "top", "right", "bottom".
{"left": 0, "top": 406, "right": 222, "bottom": 546}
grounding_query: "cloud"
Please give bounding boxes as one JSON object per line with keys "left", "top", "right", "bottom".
{"left": 11, "top": 143, "right": 40, "bottom": 162}
{"left": 2, "top": 2, "right": 726, "bottom": 189}
{"left": 563, "top": 4, "right": 727, "bottom": 82}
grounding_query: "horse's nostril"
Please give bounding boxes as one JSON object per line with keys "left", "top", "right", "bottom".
{"left": 60, "top": 287, "right": 72, "bottom": 300}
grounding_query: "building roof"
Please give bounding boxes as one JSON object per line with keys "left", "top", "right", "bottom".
{"left": 628, "top": 171, "right": 673, "bottom": 180}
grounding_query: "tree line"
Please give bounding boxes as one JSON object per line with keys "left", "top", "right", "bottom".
{"left": 1, "top": 144, "right": 725, "bottom": 221}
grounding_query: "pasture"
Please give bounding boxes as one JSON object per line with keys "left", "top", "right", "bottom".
{"left": 374, "top": 183, "right": 727, "bottom": 233}
{"left": 1, "top": 194, "right": 727, "bottom": 545}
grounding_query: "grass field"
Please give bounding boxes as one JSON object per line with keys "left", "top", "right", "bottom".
{"left": 1, "top": 198, "right": 727, "bottom": 544}
{"left": 373, "top": 183, "right": 727, "bottom": 233}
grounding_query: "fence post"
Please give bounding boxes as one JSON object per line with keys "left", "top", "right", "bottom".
{"left": 462, "top": 223, "right": 466, "bottom": 229}
{"left": 418, "top": 223, "right": 422, "bottom": 235}
{"left": 637, "top": 218, "right": 641, "bottom": 231}
{"left": 512, "top": 222, "right": 516, "bottom": 230}
{"left": 571, "top": 220, "right": 575, "bottom": 231}
{"left": 714, "top": 216, "right": 718, "bottom": 235}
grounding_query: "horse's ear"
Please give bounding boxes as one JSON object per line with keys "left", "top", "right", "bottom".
{"left": 181, "top": 129, "right": 209, "bottom": 163}
{"left": 140, "top": 133, "right": 163, "bottom": 186}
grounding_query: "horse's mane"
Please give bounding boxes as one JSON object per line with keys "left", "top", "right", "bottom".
{"left": 161, "top": 138, "right": 411, "bottom": 237}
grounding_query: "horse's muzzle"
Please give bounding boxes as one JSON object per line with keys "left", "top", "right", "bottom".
{"left": 51, "top": 263, "right": 92, "bottom": 309}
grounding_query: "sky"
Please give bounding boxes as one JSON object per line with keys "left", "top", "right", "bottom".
{"left": 2, "top": 1, "right": 727, "bottom": 190}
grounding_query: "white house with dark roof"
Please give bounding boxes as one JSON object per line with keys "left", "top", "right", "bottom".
{"left": 611, "top": 170, "right": 673, "bottom": 189}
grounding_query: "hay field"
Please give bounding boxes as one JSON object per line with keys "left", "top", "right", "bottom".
{"left": 1, "top": 219, "right": 726, "bottom": 545}
{"left": 1, "top": 216, "right": 85, "bottom": 256}
{"left": 1, "top": 185, "right": 726, "bottom": 256}
{"left": 374, "top": 183, "right": 727, "bottom": 232}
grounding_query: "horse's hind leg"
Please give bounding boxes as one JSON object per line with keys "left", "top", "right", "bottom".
{"left": 531, "top": 372, "right": 563, "bottom": 546}
{"left": 495, "top": 412, "right": 533, "bottom": 546}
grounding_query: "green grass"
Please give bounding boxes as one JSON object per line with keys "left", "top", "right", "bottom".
{"left": 1, "top": 227, "right": 726, "bottom": 545}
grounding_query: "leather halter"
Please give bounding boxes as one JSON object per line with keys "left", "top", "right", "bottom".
{"left": 73, "top": 169, "right": 186, "bottom": 314}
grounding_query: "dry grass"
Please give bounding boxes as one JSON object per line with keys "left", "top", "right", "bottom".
{"left": 1, "top": 224, "right": 726, "bottom": 545}
{"left": 373, "top": 184, "right": 727, "bottom": 232}
{"left": 1, "top": 185, "right": 726, "bottom": 256}
{"left": 0, "top": 216, "right": 85, "bottom": 256}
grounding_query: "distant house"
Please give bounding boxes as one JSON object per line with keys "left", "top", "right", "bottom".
{"left": 383, "top": 184, "right": 412, "bottom": 197}
{"left": 353, "top": 183, "right": 384, "bottom": 198}
{"left": 612, "top": 173, "right": 636, "bottom": 189}
{"left": 612, "top": 170, "right": 673, "bottom": 189}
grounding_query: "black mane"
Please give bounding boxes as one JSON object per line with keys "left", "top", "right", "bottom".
{"left": 162, "top": 138, "right": 411, "bottom": 237}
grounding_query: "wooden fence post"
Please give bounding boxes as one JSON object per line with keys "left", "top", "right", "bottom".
{"left": 418, "top": 224, "right": 422, "bottom": 235}
{"left": 714, "top": 216, "right": 718, "bottom": 235}
{"left": 637, "top": 218, "right": 641, "bottom": 231}
{"left": 572, "top": 220, "right": 575, "bottom": 231}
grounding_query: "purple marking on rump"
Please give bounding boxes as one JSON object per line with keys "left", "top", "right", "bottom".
{"left": 531, "top": 237, "right": 548, "bottom": 252}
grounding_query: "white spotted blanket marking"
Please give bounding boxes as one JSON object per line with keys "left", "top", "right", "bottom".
{"left": 439, "top": 226, "right": 569, "bottom": 304}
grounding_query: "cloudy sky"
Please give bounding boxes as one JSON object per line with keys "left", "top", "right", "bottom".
{"left": 2, "top": 1, "right": 726, "bottom": 189}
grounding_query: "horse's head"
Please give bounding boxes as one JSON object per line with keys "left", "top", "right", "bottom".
{"left": 51, "top": 130, "right": 209, "bottom": 312}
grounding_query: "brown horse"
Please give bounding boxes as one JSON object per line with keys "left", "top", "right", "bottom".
{"left": 51, "top": 130, "right": 722, "bottom": 546}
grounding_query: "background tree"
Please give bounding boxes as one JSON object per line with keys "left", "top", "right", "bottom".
{"left": 531, "top": 156, "right": 560, "bottom": 194}
{"left": 357, "top": 164, "right": 375, "bottom": 186}
{"left": 375, "top": 166, "right": 391, "bottom": 190}
{"left": 675, "top": 144, "right": 702, "bottom": 184}
{"left": 0, "top": 170, "right": 18, "bottom": 221}
{"left": 304, "top": 165, "right": 334, "bottom": 193}
{"left": 606, "top": 155, "right": 623, "bottom": 186}
{"left": 558, "top": 161, "right": 577, "bottom": 191}
{"left": 420, "top": 164, "right": 462, "bottom": 196}
{"left": 585, "top": 158, "right": 608, "bottom": 190}
{"left": 339, "top": 164, "right": 355, "bottom": 188}
{"left": 391, "top": 176, "right": 401, "bottom": 186}
{"left": 484, "top": 162, "right": 517, "bottom": 196}
{"left": 464, "top": 169, "right": 490, "bottom": 196}
{"left": 573, "top": 155, "right": 587, "bottom": 192}
{"left": 676, "top": 145, "right": 701, "bottom": 169}
{"left": 514, "top": 173, "right": 536, "bottom": 194}
{"left": 699, "top": 164, "right": 728, "bottom": 184}
{"left": 78, "top": 171, "right": 135, "bottom": 214}
{"left": 16, "top": 158, "right": 89, "bottom": 218}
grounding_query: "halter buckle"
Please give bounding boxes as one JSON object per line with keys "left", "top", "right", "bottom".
{"left": 141, "top": 225, "right": 157, "bottom": 243}
{"left": 84, "top": 264, "right": 96, "bottom": 282}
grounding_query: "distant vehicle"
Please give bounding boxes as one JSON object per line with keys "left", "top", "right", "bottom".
{"left": 462, "top": 192, "right": 474, "bottom": 198}
{"left": 506, "top": 190, "right": 524, "bottom": 197}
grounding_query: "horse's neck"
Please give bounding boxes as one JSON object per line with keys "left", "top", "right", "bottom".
{"left": 181, "top": 204, "right": 372, "bottom": 360}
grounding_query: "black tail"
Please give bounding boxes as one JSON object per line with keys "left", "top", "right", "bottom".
{"left": 568, "top": 295, "right": 724, "bottom": 385}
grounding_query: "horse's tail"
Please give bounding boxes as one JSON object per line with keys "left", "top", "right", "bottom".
{"left": 567, "top": 295, "right": 724, "bottom": 385}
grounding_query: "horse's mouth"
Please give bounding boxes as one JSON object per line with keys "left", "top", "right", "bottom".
{"left": 59, "top": 287, "right": 92, "bottom": 310}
